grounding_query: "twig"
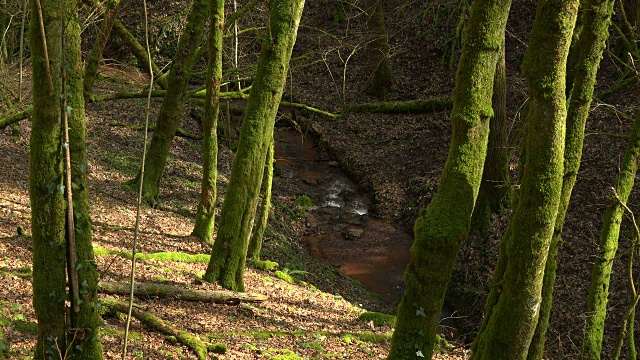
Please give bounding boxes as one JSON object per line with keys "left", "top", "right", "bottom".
{"left": 34, "top": 0, "right": 53, "bottom": 93}
{"left": 61, "top": 10, "right": 80, "bottom": 315}
{"left": 122, "top": 0, "right": 153, "bottom": 356}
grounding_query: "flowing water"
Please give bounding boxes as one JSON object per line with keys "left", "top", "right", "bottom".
{"left": 274, "top": 127, "right": 413, "bottom": 304}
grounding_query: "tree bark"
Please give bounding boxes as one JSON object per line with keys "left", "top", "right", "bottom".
{"left": 65, "top": 2, "right": 104, "bottom": 358}
{"left": 385, "top": 0, "right": 512, "bottom": 358}
{"left": 470, "top": 0, "right": 578, "bottom": 358}
{"left": 364, "top": 0, "right": 395, "bottom": 96}
{"left": 247, "top": 139, "right": 274, "bottom": 261}
{"left": 83, "top": 0, "right": 123, "bottom": 105}
{"left": 471, "top": 34, "right": 510, "bottom": 235}
{"left": 193, "top": 0, "right": 224, "bottom": 244}
{"left": 582, "top": 70, "right": 640, "bottom": 360}
{"left": 126, "top": 0, "right": 210, "bottom": 205}
{"left": 203, "top": 0, "right": 305, "bottom": 292}
{"left": 527, "top": 1, "right": 615, "bottom": 359}
{"left": 29, "top": 0, "right": 67, "bottom": 356}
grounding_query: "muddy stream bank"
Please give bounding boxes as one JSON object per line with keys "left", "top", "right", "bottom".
{"left": 274, "top": 127, "right": 413, "bottom": 305}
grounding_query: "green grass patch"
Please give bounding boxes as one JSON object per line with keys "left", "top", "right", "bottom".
{"left": 11, "top": 321, "right": 37, "bottom": 335}
{"left": 93, "top": 247, "right": 210, "bottom": 263}
{"left": 357, "top": 312, "right": 396, "bottom": 327}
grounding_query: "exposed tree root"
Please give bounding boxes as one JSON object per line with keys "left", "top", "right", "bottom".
{"left": 98, "top": 281, "right": 268, "bottom": 304}
{"left": 102, "top": 298, "right": 226, "bottom": 360}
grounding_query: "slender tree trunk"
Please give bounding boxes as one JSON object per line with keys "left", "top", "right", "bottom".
{"left": 29, "top": 0, "right": 67, "bottom": 357}
{"left": 126, "top": 0, "right": 210, "bottom": 205}
{"left": 203, "top": 0, "right": 305, "bottom": 291}
{"left": 364, "top": 0, "right": 395, "bottom": 96}
{"left": 83, "top": 0, "right": 123, "bottom": 104}
{"left": 80, "top": 0, "right": 168, "bottom": 89}
{"left": 64, "top": 1, "right": 104, "bottom": 358}
{"left": 470, "top": 0, "right": 578, "bottom": 358}
{"left": 192, "top": 0, "right": 224, "bottom": 243}
{"left": 527, "top": 1, "right": 615, "bottom": 359}
{"left": 582, "top": 82, "right": 640, "bottom": 360}
{"left": 247, "top": 138, "right": 274, "bottom": 260}
{"left": 386, "top": 0, "right": 512, "bottom": 358}
{"left": 471, "top": 34, "right": 510, "bottom": 235}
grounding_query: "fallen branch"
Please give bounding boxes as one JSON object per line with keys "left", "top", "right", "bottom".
{"left": 102, "top": 298, "right": 226, "bottom": 360}
{"left": 0, "top": 108, "right": 32, "bottom": 131}
{"left": 98, "top": 281, "right": 268, "bottom": 304}
{"left": 345, "top": 97, "right": 453, "bottom": 114}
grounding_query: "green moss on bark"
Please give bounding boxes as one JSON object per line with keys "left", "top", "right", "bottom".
{"left": 364, "top": 0, "right": 395, "bottom": 96}
{"left": 386, "top": 0, "right": 512, "bottom": 358}
{"left": 126, "top": 0, "right": 210, "bottom": 205}
{"left": 470, "top": 1, "right": 579, "bottom": 359}
{"left": 29, "top": 0, "right": 67, "bottom": 357}
{"left": 203, "top": 0, "right": 306, "bottom": 292}
{"left": 247, "top": 139, "right": 274, "bottom": 260}
{"left": 527, "top": 1, "right": 614, "bottom": 358}
{"left": 193, "top": 0, "right": 224, "bottom": 243}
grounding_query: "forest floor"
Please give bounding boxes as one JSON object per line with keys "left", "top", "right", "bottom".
{"left": 2, "top": 0, "right": 640, "bottom": 359}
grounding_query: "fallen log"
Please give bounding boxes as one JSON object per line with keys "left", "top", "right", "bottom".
{"left": 98, "top": 281, "right": 268, "bottom": 304}
{"left": 101, "top": 298, "right": 226, "bottom": 360}
{"left": 345, "top": 97, "right": 453, "bottom": 114}
{"left": 0, "top": 108, "right": 32, "bottom": 131}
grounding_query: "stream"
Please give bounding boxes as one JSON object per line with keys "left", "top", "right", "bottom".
{"left": 274, "top": 127, "right": 413, "bottom": 304}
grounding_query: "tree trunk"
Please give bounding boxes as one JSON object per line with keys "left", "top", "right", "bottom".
{"left": 247, "top": 138, "right": 274, "bottom": 261}
{"left": 192, "top": 0, "right": 224, "bottom": 244}
{"left": 64, "top": 1, "right": 104, "bottom": 358}
{"left": 470, "top": 0, "right": 578, "bottom": 358}
{"left": 364, "top": 0, "right": 395, "bottom": 96}
{"left": 527, "top": 1, "right": 615, "bottom": 359}
{"left": 29, "top": 0, "right": 67, "bottom": 357}
{"left": 203, "top": 0, "right": 305, "bottom": 292}
{"left": 471, "top": 34, "right": 510, "bottom": 235}
{"left": 385, "top": 0, "right": 512, "bottom": 358}
{"left": 126, "top": 0, "right": 210, "bottom": 205}
{"left": 83, "top": 0, "right": 122, "bottom": 105}
{"left": 581, "top": 72, "right": 640, "bottom": 360}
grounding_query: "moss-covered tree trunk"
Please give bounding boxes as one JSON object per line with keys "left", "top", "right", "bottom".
{"left": 64, "top": 1, "right": 104, "bottom": 358}
{"left": 83, "top": 0, "right": 122, "bottom": 104}
{"left": 192, "top": 0, "right": 224, "bottom": 243}
{"left": 126, "top": 0, "right": 210, "bottom": 205}
{"left": 470, "top": 1, "right": 578, "bottom": 358}
{"left": 247, "top": 138, "right": 274, "bottom": 260}
{"left": 526, "top": 1, "right": 614, "bottom": 359}
{"left": 385, "top": 0, "right": 512, "bottom": 358}
{"left": 471, "top": 34, "right": 510, "bottom": 234}
{"left": 30, "top": 0, "right": 104, "bottom": 358}
{"left": 364, "top": 0, "right": 395, "bottom": 96}
{"left": 29, "top": 0, "right": 67, "bottom": 357}
{"left": 203, "top": 0, "right": 305, "bottom": 291}
{"left": 581, "top": 59, "right": 640, "bottom": 360}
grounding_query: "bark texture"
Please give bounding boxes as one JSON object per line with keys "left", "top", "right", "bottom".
{"left": 386, "top": 0, "right": 512, "bottom": 358}
{"left": 470, "top": 1, "right": 578, "bottom": 358}
{"left": 471, "top": 34, "right": 510, "bottom": 234}
{"left": 527, "top": 1, "right": 614, "bottom": 358}
{"left": 247, "top": 139, "right": 274, "bottom": 260}
{"left": 83, "top": 0, "right": 122, "bottom": 104}
{"left": 582, "top": 57, "right": 640, "bottom": 360}
{"left": 203, "top": 0, "right": 305, "bottom": 291}
{"left": 65, "top": 2, "right": 104, "bottom": 358}
{"left": 29, "top": 0, "right": 67, "bottom": 356}
{"left": 127, "top": 0, "right": 210, "bottom": 205}
{"left": 193, "top": 0, "right": 224, "bottom": 243}
{"left": 364, "top": 0, "right": 395, "bottom": 96}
